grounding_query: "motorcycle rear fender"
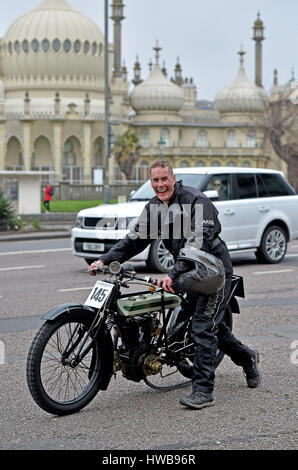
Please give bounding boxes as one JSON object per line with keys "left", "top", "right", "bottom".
{"left": 42, "top": 303, "right": 114, "bottom": 391}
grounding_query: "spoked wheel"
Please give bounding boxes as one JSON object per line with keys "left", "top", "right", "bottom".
{"left": 26, "top": 313, "right": 102, "bottom": 415}
{"left": 144, "top": 305, "right": 233, "bottom": 391}
{"left": 144, "top": 364, "right": 192, "bottom": 391}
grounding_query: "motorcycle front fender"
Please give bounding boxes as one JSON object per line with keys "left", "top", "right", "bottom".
{"left": 42, "top": 303, "right": 96, "bottom": 322}
{"left": 42, "top": 303, "right": 114, "bottom": 391}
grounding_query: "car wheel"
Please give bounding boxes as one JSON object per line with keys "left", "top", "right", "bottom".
{"left": 146, "top": 239, "right": 174, "bottom": 273}
{"left": 256, "top": 225, "right": 287, "bottom": 264}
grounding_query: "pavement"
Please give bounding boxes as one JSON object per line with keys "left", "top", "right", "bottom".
{"left": 0, "top": 230, "right": 71, "bottom": 242}
{"left": 0, "top": 212, "right": 74, "bottom": 242}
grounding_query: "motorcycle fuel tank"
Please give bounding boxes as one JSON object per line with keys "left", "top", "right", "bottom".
{"left": 117, "top": 292, "right": 181, "bottom": 317}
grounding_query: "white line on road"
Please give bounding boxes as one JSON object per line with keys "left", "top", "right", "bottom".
{"left": 0, "top": 248, "right": 71, "bottom": 256}
{"left": 58, "top": 286, "right": 93, "bottom": 292}
{"left": 253, "top": 269, "right": 294, "bottom": 275}
{"left": 285, "top": 253, "right": 298, "bottom": 257}
{"left": 0, "top": 265, "right": 46, "bottom": 272}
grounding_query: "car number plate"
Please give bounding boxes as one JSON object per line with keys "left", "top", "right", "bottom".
{"left": 83, "top": 242, "right": 105, "bottom": 252}
{"left": 84, "top": 281, "right": 114, "bottom": 309}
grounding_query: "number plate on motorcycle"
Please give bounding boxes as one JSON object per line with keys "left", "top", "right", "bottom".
{"left": 84, "top": 281, "right": 113, "bottom": 309}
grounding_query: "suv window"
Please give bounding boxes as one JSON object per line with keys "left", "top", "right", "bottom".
{"left": 204, "top": 174, "right": 232, "bottom": 201}
{"left": 258, "top": 173, "right": 295, "bottom": 197}
{"left": 236, "top": 173, "right": 257, "bottom": 199}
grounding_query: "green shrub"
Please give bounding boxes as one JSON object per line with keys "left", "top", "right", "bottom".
{"left": 0, "top": 192, "right": 17, "bottom": 230}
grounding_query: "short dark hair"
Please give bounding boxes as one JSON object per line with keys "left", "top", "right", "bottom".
{"left": 149, "top": 160, "right": 174, "bottom": 177}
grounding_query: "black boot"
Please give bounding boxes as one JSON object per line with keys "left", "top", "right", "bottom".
{"left": 243, "top": 350, "right": 261, "bottom": 388}
{"left": 179, "top": 391, "right": 214, "bottom": 409}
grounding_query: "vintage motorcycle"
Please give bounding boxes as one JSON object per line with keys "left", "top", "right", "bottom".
{"left": 26, "top": 261, "right": 244, "bottom": 416}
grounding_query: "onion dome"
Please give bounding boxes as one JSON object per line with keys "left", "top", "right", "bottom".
{"left": 215, "top": 47, "right": 268, "bottom": 114}
{"left": 130, "top": 42, "right": 184, "bottom": 114}
{"left": 1, "top": 0, "right": 104, "bottom": 85}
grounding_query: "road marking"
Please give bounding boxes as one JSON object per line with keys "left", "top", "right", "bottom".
{"left": 286, "top": 253, "right": 298, "bottom": 257}
{"left": 253, "top": 269, "right": 294, "bottom": 275}
{"left": 0, "top": 248, "right": 71, "bottom": 256}
{"left": 58, "top": 286, "right": 93, "bottom": 292}
{"left": 0, "top": 265, "right": 45, "bottom": 272}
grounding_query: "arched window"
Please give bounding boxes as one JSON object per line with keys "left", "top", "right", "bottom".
{"left": 227, "top": 130, "right": 237, "bottom": 148}
{"left": 92, "top": 42, "right": 97, "bottom": 55}
{"left": 242, "top": 160, "right": 251, "bottom": 167}
{"left": 53, "top": 39, "right": 61, "bottom": 52}
{"left": 140, "top": 129, "right": 150, "bottom": 148}
{"left": 84, "top": 41, "right": 90, "bottom": 54}
{"left": 42, "top": 39, "right": 50, "bottom": 52}
{"left": 160, "top": 128, "right": 170, "bottom": 147}
{"left": 226, "top": 160, "right": 236, "bottom": 167}
{"left": 211, "top": 160, "right": 221, "bottom": 167}
{"left": 195, "top": 160, "right": 205, "bottom": 167}
{"left": 247, "top": 131, "right": 256, "bottom": 148}
{"left": 22, "top": 40, "right": 29, "bottom": 53}
{"left": 198, "top": 130, "right": 207, "bottom": 147}
{"left": 74, "top": 40, "right": 81, "bottom": 53}
{"left": 31, "top": 39, "right": 39, "bottom": 52}
{"left": 180, "top": 160, "right": 189, "bottom": 168}
{"left": 63, "top": 39, "right": 72, "bottom": 53}
{"left": 14, "top": 41, "right": 20, "bottom": 54}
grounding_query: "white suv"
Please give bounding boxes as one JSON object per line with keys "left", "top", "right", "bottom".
{"left": 71, "top": 167, "right": 298, "bottom": 272}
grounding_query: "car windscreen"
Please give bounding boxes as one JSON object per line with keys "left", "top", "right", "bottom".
{"left": 129, "top": 173, "right": 206, "bottom": 201}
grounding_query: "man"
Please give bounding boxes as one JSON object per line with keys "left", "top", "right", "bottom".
{"left": 89, "top": 160, "right": 261, "bottom": 409}
{"left": 43, "top": 184, "right": 53, "bottom": 212}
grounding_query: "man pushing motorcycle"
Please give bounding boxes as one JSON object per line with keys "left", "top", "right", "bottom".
{"left": 89, "top": 160, "right": 261, "bottom": 409}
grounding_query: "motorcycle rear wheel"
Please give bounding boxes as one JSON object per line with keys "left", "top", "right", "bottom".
{"left": 26, "top": 313, "right": 102, "bottom": 415}
{"left": 144, "top": 305, "right": 233, "bottom": 391}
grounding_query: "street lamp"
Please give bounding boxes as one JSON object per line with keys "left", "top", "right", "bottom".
{"left": 157, "top": 137, "right": 166, "bottom": 160}
{"left": 103, "top": 0, "right": 110, "bottom": 203}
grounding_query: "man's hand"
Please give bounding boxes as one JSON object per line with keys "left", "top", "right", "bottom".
{"left": 88, "top": 259, "right": 104, "bottom": 276}
{"left": 157, "top": 275, "right": 175, "bottom": 293}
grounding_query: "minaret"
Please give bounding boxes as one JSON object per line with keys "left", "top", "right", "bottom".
{"left": 252, "top": 12, "right": 265, "bottom": 87}
{"left": 111, "top": 0, "right": 125, "bottom": 78}
{"left": 173, "top": 57, "right": 183, "bottom": 86}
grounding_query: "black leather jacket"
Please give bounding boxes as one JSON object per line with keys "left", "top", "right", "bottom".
{"left": 99, "top": 180, "right": 224, "bottom": 280}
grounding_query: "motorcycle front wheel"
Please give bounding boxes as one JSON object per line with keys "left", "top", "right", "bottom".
{"left": 26, "top": 312, "right": 102, "bottom": 416}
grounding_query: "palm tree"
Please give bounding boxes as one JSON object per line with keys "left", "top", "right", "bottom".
{"left": 0, "top": 192, "right": 17, "bottom": 230}
{"left": 113, "top": 130, "right": 142, "bottom": 181}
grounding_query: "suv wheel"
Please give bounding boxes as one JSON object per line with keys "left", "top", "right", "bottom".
{"left": 256, "top": 225, "right": 287, "bottom": 264}
{"left": 146, "top": 239, "right": 174, "bottom": 273}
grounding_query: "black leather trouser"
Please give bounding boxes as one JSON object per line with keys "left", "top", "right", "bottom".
{"left": 191, "top": 243, "right": 252, "bottom": 394}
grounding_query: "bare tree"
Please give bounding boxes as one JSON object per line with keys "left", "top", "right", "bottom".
{"left": 113, "top": 130, "right": 143, "bottom": 181}
{"left": 257, "top": 93, "right": 298, "bottom": 191}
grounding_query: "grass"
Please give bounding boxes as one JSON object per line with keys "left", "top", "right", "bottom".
{"left": 41, "top": 199, "right": 117, "bottom": 213}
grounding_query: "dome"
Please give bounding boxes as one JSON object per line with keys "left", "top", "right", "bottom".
{"left": 130, "top": 43, "right": 184, "bottom": 114}
{"left": 1, "top": 0, "right": 105, "bottom": 85}
{"left": 215, "top": 49, "right": 268, "bottom": 114}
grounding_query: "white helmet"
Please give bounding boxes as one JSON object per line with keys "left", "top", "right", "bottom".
{"left": 174, "top": 248, "right": 225, "bottom": 295}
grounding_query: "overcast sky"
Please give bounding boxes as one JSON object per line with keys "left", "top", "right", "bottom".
{"left": 0, "top": 0, "right": 297, "bottom": 101}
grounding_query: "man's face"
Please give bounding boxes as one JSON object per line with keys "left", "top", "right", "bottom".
{"left": 150, "top": 166, "right": 176, "bottom": 204}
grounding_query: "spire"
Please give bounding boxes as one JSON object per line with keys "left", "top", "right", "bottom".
{"left": 153, "top": 40, "right": 161, "bottom": 65}
{"left": 132, "top": 55, "right": 142, "bottom": 85}
{"left": 173, "top": 56, "right": 183, "bottom": 86}
{"left": 238, "top": 45, "right": 246, "bottom": 67}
